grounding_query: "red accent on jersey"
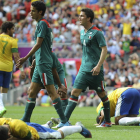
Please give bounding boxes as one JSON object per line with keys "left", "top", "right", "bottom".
{"left": 41, "top": 19, "right": 51, "bottom": 28}
{"left": 92, "top": 26, "right": 101, "bottom": 31}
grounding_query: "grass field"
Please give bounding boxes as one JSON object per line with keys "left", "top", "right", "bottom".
{"left": 4, "top": 106, "right": 140, "bottom": 140}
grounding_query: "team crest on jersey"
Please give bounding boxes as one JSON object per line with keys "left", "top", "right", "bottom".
{"left": 89, "top": 32, "right": 92, "bottom": 34}
{"left": 88, "top": 36, "right": 91, "bottom": 39}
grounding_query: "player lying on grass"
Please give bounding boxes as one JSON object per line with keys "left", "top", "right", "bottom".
{"left": 0, "top": 118, "right": 92, "bottom": 140}
{"left": 96, "top": 87, "right": 140, "bottom": 126}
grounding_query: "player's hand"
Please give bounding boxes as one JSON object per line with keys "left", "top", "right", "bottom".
{"left": 20, "top": 71, "right": 26, "bottom": 79}
{"left": 58, "top": 85, "right": 67, "bottom": 94}
{"left": 91, "top": 66, "right": 100, "bottom": 76}
{"left": 29, "top": 59, "right": 35, "bottom": 69}
{"left": 16, "top": 57, "right": 27, "bottom": 68}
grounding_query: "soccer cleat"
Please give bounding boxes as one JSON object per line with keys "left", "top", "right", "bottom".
{"left": 51, "top": 117, "right": 60, "bottom": 124}
{"left": 56, "top": 121, "right": 70, "bottom": 128}
{"left": 0, "top": 108, "right": 7, "bottom": 118}
{"left": 96, "top": 121, "right": 112, "bottom": 127}
{"left": 42, "top": 121, "right": 53, "bottom": 129}
{"left": 75, "top": 122, "right": 92, "bottom": 138}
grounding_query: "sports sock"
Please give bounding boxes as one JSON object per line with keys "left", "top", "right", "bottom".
{"left": 61, "top": 98, "right": 68, "bottom": 112}
{"left": 52, "top": 98, "right": 67, "bottom": 123}
{"left": 119, "top": 117, "right": 140, "bottom": 125}
{"left": 101, "top": 95, "right": 111, "bottom": 123}
{"left": 21, "top": 98, "right": 36, "bottom": 122}
{"left": 64, "top": 95, "right": 78, "bottom": 121}
{"left": 0, "top": 93, "right": 5, "bottom": 110}
{"left": 58, "top": 126, "right": 82, "bottom": 138}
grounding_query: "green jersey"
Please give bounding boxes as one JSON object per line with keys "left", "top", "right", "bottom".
{"left": 52, "top": 52, "right": 64, "bottom": 73}
{"left": 79, "top": 25, "right": 106, "bottom": 72}
{"left": 35, "top": 18, "right": 53, "bottom": 66}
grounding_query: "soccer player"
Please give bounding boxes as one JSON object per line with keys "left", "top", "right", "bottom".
{"left": 58, "top": 8, "right": 111, "bottom": 128}
{"left": 16, "top": 1, "right": 68, "bottom": 126}
{"left": 96, "top": 87, "right": 140, "bottom": 126}
{"left": 29, "top": 52, "right": 68, "bottom": 112}
{"left": 0, "top": 21, "right": 25, "bottom": 117}
{"left": 0, "top": 118, "right": 92, "bottom": 140}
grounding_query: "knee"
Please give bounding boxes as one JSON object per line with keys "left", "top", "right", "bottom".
{"left": 71, "top": 89, "right": 80, "bottom": 97}
{"left": 28, "top": 88, "right": 36, "bottom": 98}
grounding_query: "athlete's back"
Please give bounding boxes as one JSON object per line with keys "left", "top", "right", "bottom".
{"left": 0, "top": 34, "right": 18, "bottom": 72}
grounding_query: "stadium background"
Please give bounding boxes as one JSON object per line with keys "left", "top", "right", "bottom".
{"left": 1, "top": 0, "right": 140, "bottom": 107}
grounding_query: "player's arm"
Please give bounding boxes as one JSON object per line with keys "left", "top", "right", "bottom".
{"left": 52, "top": 68, "right": 67, "bottom": 94}
{"left": 11, "top": 40, "right": 25, "bottom": 79}
{"left": 91, "top": 31, "right": 107, "bottom": 75}
{"left": 16, "top": 37, "right": 43, "bottom": 68}
{"left": 29, "top": 59, "right": 36, "bottom": 79}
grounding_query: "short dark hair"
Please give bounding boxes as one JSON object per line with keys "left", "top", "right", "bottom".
{"left": 0, "top": 126, "right": 9, "bottom": 140}
{"left": 96, "top": 115, "right": 100, "bottom": 124}
{"left": 31, "top": 1, "right": 46, "bottom": 16}
{"left": 1, "top": 22, "right": 14, "bottom": 33}
{"left": 81, "top": 8, "right": 94, "bottom": 23}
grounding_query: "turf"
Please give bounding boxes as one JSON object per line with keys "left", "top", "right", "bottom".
{"left": 4, "top": 106, "right": 140, "bottom": 140}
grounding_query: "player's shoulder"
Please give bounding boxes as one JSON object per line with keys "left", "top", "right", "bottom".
{"left": 91, "top": 26, "right": 102, "bottom": 31}
{"left": 39, "top": 19, "right": 51, "bottom": 28}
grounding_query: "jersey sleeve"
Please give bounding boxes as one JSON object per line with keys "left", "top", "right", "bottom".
{"left": 95, "top": 31, "right": 106, "bottom": 48}
{"left": 37, "top": 21, "right": 48, "bottom": 38}
{"left": 11, "top": 39, "right": 18, "bottom": 53}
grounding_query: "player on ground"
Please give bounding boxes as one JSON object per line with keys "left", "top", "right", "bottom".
{"left": 96, "top": 87, "right": 140, "bottom": 126}
{"left": 0, "top": 22, "right": 25, "bottom": 117}
{"left": 0, "top": 118, "right": 92, "bottom": 140}
{"left": 58, "top": 8, "right": 111, "bottom": 128}
{"left": 16, "top": 1, "right": 68, "bottom": 126}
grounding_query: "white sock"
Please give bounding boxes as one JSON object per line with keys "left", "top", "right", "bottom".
{"left": 0, "top": 93, "right": 5, "bottom": 110}
{"left": 58, "top": 126, "right": 82, "bottom": 138}
{"left": 119, "top": 117, "right": 140, "bottom": 126}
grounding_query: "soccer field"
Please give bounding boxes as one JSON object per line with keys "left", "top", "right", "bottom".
{"left": 4, "top": 106, "right": 140, "bottom": 140}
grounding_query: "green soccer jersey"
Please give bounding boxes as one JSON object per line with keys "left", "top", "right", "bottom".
{"left": 79, "top": 25, "right": 106, "bottom": 72}
{"left": 52, "top": 52, "right": 63, "bottom": 73}
{"left": 35, "top": 18, "right": 53, "bottom": 66}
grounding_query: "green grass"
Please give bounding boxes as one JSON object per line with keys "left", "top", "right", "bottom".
{"left": 4, "top": 106, "right": 140, "bottom": 140}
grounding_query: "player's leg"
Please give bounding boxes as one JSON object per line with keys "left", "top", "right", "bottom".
{"left": 92, "top": 71, "right": 111, "bottom": 127}
{"left": 0, "top": 71, "right": 12, "bottom": 117}
{"left": 117, "top": 88, "right": 140, "bottom": 125}
{"left": 64, "top": 71, "right": 87, "bottom": 124}
{"left": 58, "top": 122, "right": 92, "bottom": 138}
{"left": 21, "top": 82, "right": 42, "bottom": 122}
{"left": 38, "top": 64, "right": 68, "bottom": 125}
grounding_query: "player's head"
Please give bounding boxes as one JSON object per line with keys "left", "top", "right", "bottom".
{"left": 1, "top": 21, "right": 15, "bottom": 37}
{"left": 96, "top": 115, "right": 101, "bottom": 124}
{"left": 96, "top": 107, "right": 104, "bottom": 124}
{"left": 79, "top": 8, "right": 94, "bottom": 25}
{"left": 31, "top": 1, "right": 46, "bottom": 20}
{"left": 0, "top": 125, "right": 10, "bottom": 140}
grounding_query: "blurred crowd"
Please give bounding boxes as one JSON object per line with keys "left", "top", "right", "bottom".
{"left": 1, "top": 0, "right": 140, "bottom": 58}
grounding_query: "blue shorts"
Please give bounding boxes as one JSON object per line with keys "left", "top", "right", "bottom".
{"left": 0, "top": 71, "right": 12, "bottom": 88}
{"left": 115, "top": 88, "right": 140, "bottom": 117}
{"left": 26, "top": 122, "right": 57, "bottom": 133}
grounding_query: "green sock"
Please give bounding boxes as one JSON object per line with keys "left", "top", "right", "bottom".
{"left": 64, "top": 95, "right": 78, "bottom": 121}
{"left": 61, "top": 98, "right": 68, "bottom": 112}
{"left": 53, "top": 98, "right": 67, "bottom": 123}
{"left": 21, "top": 98, "right": 36, "bottom": 122}
{"left": 101, "top": 95, "right": 111, "bottom": 123}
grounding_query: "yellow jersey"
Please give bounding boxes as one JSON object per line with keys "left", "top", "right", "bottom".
{"left": 0, "top": 34, "right": 18, "bottom": 72}
{"left": 123, "top": 22, "right": 132, "bottom": 35}
{"left": 0, "top": 118, "right": 39, "bottom": 140}
{"left": 96, "top": 87, "right": 132, "bottom": 117}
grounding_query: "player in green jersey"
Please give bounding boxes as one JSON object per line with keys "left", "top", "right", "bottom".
{"left": 58, "top": 8, "right": 111, "bottom": 128}
{"left": 16, "top": 1, "right": 69, "bottom": 126}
